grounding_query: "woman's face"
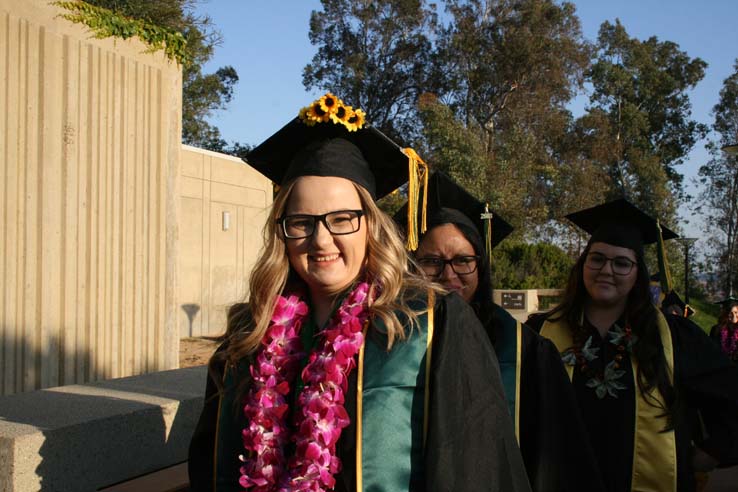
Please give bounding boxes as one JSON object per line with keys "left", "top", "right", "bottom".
{"left": 283, "top": 176, "right": 368, "bottom": 297}
{"left": 416, "top": 223, "right": 479, "bottom": 303}
{"left": 582, "top": 242, "right": 638, "bottom": 307}
{"left": 729, "top": 306, "right": 738, "bottom": 324}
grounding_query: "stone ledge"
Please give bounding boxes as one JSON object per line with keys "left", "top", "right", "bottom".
{"left": 0, "top": 366, "right": 207, "bottom": 492}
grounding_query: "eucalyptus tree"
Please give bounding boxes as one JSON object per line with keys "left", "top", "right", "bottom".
{"left": 579, "top": 19, "right": 707, "bottom": 220}
{"left": 697, "top": 60, "right": 738, "bottom": 294}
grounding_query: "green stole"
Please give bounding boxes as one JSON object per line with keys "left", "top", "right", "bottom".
{"left": 491, "top": 305, "right": 523, "bottom": 442}
{"left": 212, "top": 293, "right": 434, "bottom": 492}
{"left": 357, "top": 295, "right": 433, "bottom": 491}
{"left": 540, "top": 312, "right": 677, "bottom": 492}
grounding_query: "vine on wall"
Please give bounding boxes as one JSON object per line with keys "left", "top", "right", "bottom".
{"left": 52, "top": 1, "right": 190, "bottom": 65}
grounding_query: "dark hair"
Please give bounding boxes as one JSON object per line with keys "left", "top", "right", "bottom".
{"left": 718, "top": 301, "right": 738, "bottom": 325}
{"left": 418, "top": 221, "right": 496, "bottom": 332}
{"left": 548, "top": 240, "right": 676, "bottom": 427}
{"left": 456, "top": 223, "right": 495, "bottom": 329}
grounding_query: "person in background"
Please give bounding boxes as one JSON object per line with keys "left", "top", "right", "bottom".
{"left": 710, "top": 298, "right": 738, "bottom": 363}
{"left": 188, "top": 94, "right": 530, "bottom": 492}
{"left": 527, "top": 199, "right": 738, "bottom": 492}
{"left": 661, "top": 290, "right": 696, "bottom": 319}
{"left": 396, "top": 171, "right": 603, "bottom": 492}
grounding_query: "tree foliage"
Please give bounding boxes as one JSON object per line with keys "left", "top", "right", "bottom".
{"left": 303, "top": 0, "right": 438, "bottom": 144}
{"left": 696, "top": 60, "right": 738, "bottom": 294}
{"left": 421, "top": 0, "right": 591, "bottom": 231}
{"left": 81, "top": 0, "right": 246, "bottom": 153}
{"left": 54, "top": 0, "right": 189, "bottom": 64}
{"left": 492, "top": 242, "right": 573, "bottom": 289}
{"left": 304, "top": 2, "right": 706, "bottom": 246}
{"left": 577, "top": 20, "right": 707, "bottom": 219}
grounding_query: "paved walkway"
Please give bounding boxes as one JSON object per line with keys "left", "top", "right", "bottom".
{"left": 179, "top": 337, "right": 219, "bottom": 368}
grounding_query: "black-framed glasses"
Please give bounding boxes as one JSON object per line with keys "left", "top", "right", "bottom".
{"left": 277, "top": 209, "right": 364, "bottom": 239}
{"left": 584, "top": 252, "right": 637, "bottom": 276}
{"left": 417, "top": 256, "right": 480, "bottom": 277}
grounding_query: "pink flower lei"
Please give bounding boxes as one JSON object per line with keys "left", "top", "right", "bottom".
{"left": 720, "top": 324, "right": 738, "bottom": 359}
{"left": 239, "top": 281, "right": 372, "bottom": 491}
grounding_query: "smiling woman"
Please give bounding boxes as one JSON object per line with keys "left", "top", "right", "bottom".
{"left": 283, "top": 176, "right": 368, "bottom": 321}
{"left": 528, "top": 199, "right": 738, "bottom": 492}
{"left": 582, "top": 244, "right": 639, "bottom": 320}
{"left": 187, "top": 94, "right": 530, "bottom": 492}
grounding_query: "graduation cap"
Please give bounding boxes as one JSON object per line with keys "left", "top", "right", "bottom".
{"left": 395, "top": 171, "right": 513, "bottom": 261}
{"left": 714, "top": 295, "right": 738, "bottom": 308}
{"left": 245, "top": 92, "right": 421, "bottom": 201}
{"left": 661, "top": 291, "right": 695, "bottom": 318}
{"left": 565, "top": 198, "right": 678, "bottom": 258}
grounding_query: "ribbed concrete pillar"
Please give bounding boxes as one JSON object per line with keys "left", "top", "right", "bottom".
{"left": 0, "top": 0, "right": 182, "bottom": 395}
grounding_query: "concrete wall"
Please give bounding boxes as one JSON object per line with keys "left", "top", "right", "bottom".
{"left": 493, "top": 289, "right": 563, "bottom": 322}
{"left": 0, "top": 0, "right": 182, "bottom": 396}
{"left": 179, "top": 145, "right": 272, "bottom": 338}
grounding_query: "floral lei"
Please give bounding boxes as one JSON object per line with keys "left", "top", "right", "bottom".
{"left": 239, "top": 281, "right": 372, "bottom": 491}
{"left": 561, "top": 323, "right": 638, "bottom": 399}
{"left": 719, "top": 324, "right": 738, "bottom": 360}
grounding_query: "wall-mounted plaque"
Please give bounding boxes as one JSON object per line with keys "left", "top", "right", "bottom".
{"left": 501, "top": 291, "right": 526, "bottom": 310}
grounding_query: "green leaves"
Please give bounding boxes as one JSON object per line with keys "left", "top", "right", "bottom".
{"left": 64, "top": 0, "right": 248, "bottom": 153}
{"left": 582, "top": 19, "right": 707, "bottom": 215}
{"left": 491, "top": 241, "right": 573, "bottom": 289}
{"left": 695, "top": 60, "right": 738, "bottom": 294}
{"left": 53, "top": 1, "right": 190, "bottom": 65}
{"left": 303, "top": 0, "right": 439, "bottom": 143}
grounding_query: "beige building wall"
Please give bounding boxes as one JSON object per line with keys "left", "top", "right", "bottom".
{"left": 179, "top": 146, "right": 272, "bottom": 338}
{"left": 0, "top": 0, "right": 182, "bottom": 396}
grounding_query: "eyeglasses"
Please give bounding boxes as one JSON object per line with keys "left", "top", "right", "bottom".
{"left": 417, "top": 256, "right": 480, "bottom": 277}
{"left": 584, "top": 252, "right": 637, "bottom": 276}
{"left": 277, "top": 210, "right": 364, "bottom": 239}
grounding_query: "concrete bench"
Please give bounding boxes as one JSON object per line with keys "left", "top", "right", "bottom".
{"left": 0, "top": 366, "right": 207, "bottom": 491}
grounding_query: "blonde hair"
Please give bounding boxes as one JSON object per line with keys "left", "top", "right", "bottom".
{"left": 223, "top": 178, "right": 437, "bottom": 367}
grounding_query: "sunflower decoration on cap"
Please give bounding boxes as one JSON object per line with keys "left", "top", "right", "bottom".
{"left": 298, "top": 92, "right": 366, "bottom": 132}
{"left": 247, "top": 92, "right": 429, "bottom": 247}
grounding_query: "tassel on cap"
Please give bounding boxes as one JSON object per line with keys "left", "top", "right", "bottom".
{"left": 481, "top": 204, "right": 494, "bottom": 271}
{"left": 402, "top": 148, "right": 429, "bottom": 251}
{"left": 656, "top": 219, "right": 674, "bottom": 294}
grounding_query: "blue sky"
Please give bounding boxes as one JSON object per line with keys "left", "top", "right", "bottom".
{"left": 194, "top": 0, "right": 738, "bottom": 236}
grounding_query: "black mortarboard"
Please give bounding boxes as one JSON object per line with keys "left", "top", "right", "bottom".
{"left": 661, "top": 291, "right": 695, "bottom": 318}
{"left": 395, "top": 171, "right": 513, "bottom": 250}
{"left": 714, "top": 295, "right": 738, "bottom": 307}
{"left": 245, "top": 93, "right": 411, "bottom": 200}
{"left": 565, "top": 199, "right": 678, "bottom": 257}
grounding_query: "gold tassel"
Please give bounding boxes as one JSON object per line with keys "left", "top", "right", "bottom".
{"left": 402, "top": 148, "right": 429, "bottom": 251}
{"left": 656, "top": 220, "right": 674, "bottom": 293}
{"left": 482, "top": 204, "right": 494, "bottom": 270}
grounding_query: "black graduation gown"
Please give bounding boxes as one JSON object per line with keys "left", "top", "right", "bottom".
{"left": 710, "top": 323, "right": 738, "bottom": 363}
{"left": 527, "top": 313, "right": 738, "bottom": 492}
{"left": 188, "top": 292, "right": 531, "bottom": 492}
{"left": 486, "top": 306, "right": 605, "bottom": 492}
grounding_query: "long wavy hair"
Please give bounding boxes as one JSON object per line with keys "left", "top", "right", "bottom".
{"left": 547, "top": 240, "right": 677, "bottom": 426}
{"left": 219, "top": 178, "right": 436, "bottom": 372}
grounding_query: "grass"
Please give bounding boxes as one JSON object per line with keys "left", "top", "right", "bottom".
{"left": 688, "top": 296, "right": 720, "bottom": 335}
